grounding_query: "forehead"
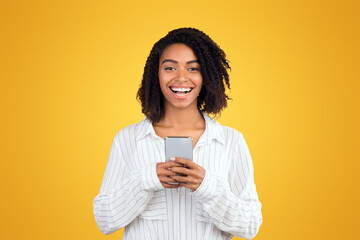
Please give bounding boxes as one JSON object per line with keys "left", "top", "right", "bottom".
{"left": 160, "top": 43, "right": 198, "bottom": 62}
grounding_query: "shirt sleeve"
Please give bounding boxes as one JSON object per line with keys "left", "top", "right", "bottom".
{"left": 93, "top": 135, "right": 164, "bottom": 235}
{"left": 190, "top": 133, "right": 262, "bottom": 239}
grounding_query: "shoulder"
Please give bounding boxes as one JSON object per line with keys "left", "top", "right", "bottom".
{"left": 220, "top": 124, "right": 246, "bottom": 147}
{"left": 221, "top": 124, "right": 244, "bottom": 139}
{"left": 219, "top": 125, "right": 253, "bottom": 164}
{"left": 204, "top": 113, "right": 245, "bottom": 146}
{"left": 112, "top": 118, "right": 147, "bottom": 145}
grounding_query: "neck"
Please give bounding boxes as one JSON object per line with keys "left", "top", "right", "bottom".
{"left": 157, "top": 103, "right": 204, "bottom": 129}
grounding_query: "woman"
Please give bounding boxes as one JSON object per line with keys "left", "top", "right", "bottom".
{"left": 93, "top": 28, "right": 262, "bottom": 240}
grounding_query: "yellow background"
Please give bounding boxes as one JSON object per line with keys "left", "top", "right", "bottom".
{"left": 1, "top": 0, "right": 359, "bottom": 239}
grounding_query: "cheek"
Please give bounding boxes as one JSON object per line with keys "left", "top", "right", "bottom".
{"left": 195, "top": 76, "right": 203, "bottom": 90}
{"left": 159, "top": 81, "right": 167, "bottom": 95}
{"left": 158, "top": 73, "right": 166, "bottom": 88}
{"left": 158, "top": 75, "right": 170, "bottom": 97}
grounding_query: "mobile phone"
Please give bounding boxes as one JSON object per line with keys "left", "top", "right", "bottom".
{"left": 165, "top": 136, "right": 193, "bottom": 162}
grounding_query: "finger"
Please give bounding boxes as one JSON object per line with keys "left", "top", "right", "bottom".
{"left": 169, "top": 166, "right": 203, "bottom": 179}
{"left": 170, "top": 175, "right": 198, "bottom": 184}
{"left": 169, "top": 175, "right": 186, "bottom": 183}
{"left": 172, "top": 157, "right": 198, "bottom": 169}
{"left": 169, "top": 166, "right": 191, "bottom": 175}
{"left": 159, "top": 176, "right": 178, "bottom": 183}
{"left": 159, "top": 169, "right": 183, "bottom": 176}
{"left": 158, "top": 161, "right": 184, "bottom": 169}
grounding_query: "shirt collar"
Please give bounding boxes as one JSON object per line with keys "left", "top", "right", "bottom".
{"left": 201, "top": 112, "right": 225, "bottom": 145}
{"left": 135, "top": 116, "right": 155, "bottom": 142}
{"left": 135, "top": 112, "right": 225, "bottom": 145}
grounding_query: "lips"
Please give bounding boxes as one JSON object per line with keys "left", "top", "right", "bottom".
{"left": 169, "top": 86, "right": 193, "bottom": 95}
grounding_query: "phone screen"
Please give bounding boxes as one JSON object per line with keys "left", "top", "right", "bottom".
{"left": 165, "top": 136, "right": 193, "bottom": 162}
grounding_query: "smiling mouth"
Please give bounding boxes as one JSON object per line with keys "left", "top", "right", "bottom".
{"left": 169, "top": 87, "right": 193, "bottom": 95}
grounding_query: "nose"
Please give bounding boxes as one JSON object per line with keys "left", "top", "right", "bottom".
{"left": 177, "top": 68, "right": 188, "bottom": 81}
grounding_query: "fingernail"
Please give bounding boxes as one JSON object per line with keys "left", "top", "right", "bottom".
{"left": 170, "top": 157, "right": 175, "bottom": 161}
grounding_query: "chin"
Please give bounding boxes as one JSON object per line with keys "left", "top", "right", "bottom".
{"left": 170, "top": 101, "right": 198, "bottom": 110}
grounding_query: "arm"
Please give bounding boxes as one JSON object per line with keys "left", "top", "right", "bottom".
{"left": 93, "top": 135, "right": 164, "bottom": 235}
{"left": 190, "top": 133, "right": 262, "bottom": 239}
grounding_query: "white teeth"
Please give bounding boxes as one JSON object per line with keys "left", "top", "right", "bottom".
{"left": 170, "top": 87, "right": 192, "bottom": 92}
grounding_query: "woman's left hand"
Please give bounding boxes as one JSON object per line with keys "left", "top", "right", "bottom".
{"left": 168, "top": 157, "right": 206, "bottom": 191}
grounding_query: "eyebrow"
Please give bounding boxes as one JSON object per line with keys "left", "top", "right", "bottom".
{"left": 161, "top": 59, "right": 199, "bottom": 65}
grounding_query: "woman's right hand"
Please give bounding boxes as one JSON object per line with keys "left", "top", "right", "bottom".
{"left": 156, "top": 162, "right": 184, "bottom": 188}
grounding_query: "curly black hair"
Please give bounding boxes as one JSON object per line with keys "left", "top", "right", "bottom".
{"left": 137, "top": 27, "right": 231, "bottom": 122}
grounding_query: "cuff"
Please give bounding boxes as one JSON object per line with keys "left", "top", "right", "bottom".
{"left": 142, "top": 163, "right": 164, "bottom": 191}
{"left": 190, "top": 170, "right": 217, "bottom": 202}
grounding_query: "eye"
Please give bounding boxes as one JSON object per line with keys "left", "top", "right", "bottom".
{"left": 165, "top": 67, "right": 176, "bottom": 71}
{"left": 188, "top": 67, "right": 199, "bottom": 72}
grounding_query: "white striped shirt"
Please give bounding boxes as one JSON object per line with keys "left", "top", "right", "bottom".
{"left": 93, "top": 113, "right": 262, "bottom": 240}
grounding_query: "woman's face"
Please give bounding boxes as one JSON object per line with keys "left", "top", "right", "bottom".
{"left": 158, "top": 43, "right": 203, "bottom": 111}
